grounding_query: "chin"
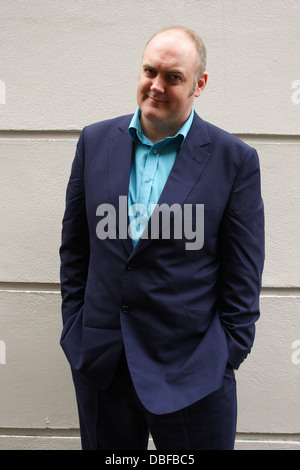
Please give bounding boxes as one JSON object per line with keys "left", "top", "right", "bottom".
{"left": 142, "top": 104, "right": 167, "bottom": 121}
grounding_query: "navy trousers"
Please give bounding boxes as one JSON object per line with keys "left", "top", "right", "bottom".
{"left": 72, "top": 351, "right": 237, "bottom": 450}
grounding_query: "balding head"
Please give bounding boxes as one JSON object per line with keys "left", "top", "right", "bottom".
{"left": 145, "top": 26, "right": 207, "bottom": 80}
{"left": 137, "top": 26, "right": 208, "bottom": 142}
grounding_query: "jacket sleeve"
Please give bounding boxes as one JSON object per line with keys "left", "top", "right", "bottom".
{"left": 219, "top": 147, "right": 265, "bottom": 369}
{"left": 59, "top": 129, "right": 90, "bottom": 326}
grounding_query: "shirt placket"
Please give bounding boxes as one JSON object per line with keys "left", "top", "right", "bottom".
{"left": 137, "top": 145, "right": 160, "bottom": 232}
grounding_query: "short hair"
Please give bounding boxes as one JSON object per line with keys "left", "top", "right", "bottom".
{"left": 145, "top": 26, "right": 207, "bottom": 79}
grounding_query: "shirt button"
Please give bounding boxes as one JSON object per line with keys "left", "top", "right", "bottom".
{"left": 153, "top": 149, "right": 158, "bottom": 154}
{"left": 121, "top": 305, "right": 129, "bottom": 314}
{"left": 145, "top": 177, "right": 151, "bottom": 183}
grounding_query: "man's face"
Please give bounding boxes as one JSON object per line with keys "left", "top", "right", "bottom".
{"left": 137, "top": 30, "right": 207, "bottom": 138}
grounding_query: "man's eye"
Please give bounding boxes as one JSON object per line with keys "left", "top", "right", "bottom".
{"left": 145, "top": 68, "right": 156, "bottom": 75}
{"left": 170, "top": 75, "right": 181, "bottom": 81}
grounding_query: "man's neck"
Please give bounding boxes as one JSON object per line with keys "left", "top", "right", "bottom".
{"left": 140, "top": 116, "right": 184, "bottom": 144}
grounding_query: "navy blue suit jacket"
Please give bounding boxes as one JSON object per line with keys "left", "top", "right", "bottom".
{"left": 60, "top": 112, "right": 264, "bottom": 414}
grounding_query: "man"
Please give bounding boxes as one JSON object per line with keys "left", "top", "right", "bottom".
{"left": 59, "top": 26, "right": 264, "bottom": 450}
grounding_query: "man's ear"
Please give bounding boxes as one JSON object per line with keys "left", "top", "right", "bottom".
{"left": 194, "top": 72, "right": 208, "bottom": 97}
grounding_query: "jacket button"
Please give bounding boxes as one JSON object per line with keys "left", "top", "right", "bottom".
{"left": 126, "top": 261, "right": 135, "bottom": 271}
{"left": 121, "top": 305, "right": 129, "bottom": 314}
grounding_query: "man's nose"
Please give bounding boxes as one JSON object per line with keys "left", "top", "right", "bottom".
{"left": 150, "top": 76, "right": 165, "bottom": 93}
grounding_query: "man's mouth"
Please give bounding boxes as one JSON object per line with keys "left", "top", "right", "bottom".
{"left": 148, "top": 95, "right": 167, "bottom": 104}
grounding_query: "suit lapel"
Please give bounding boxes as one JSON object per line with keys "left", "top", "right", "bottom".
{"left": 134, "top": 113, "right": 211, "bottom": 255}
{"left": 157, "top": 114, "right": 210, "bottom": 208}
{"left": 107, "top": 113, "right": 211, "bottom": 257}
{"left": 108, "top": 116, "right": 134, "bottom": 255}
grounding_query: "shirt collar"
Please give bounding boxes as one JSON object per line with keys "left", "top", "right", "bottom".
{"left": 128, "top": 107, "right": 194, "bottom": 148}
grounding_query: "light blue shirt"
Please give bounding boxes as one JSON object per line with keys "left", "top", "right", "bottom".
{"left": 128, "top": 107, "right": 194, "bottom": 246}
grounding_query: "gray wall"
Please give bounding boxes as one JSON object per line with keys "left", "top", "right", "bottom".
{"left": 0, "top": 0, "right": 299, "bottom": 450}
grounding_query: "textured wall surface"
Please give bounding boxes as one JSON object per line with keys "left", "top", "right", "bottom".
{"left": 0, "top": 0, "right": 299, "bottom": 450}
